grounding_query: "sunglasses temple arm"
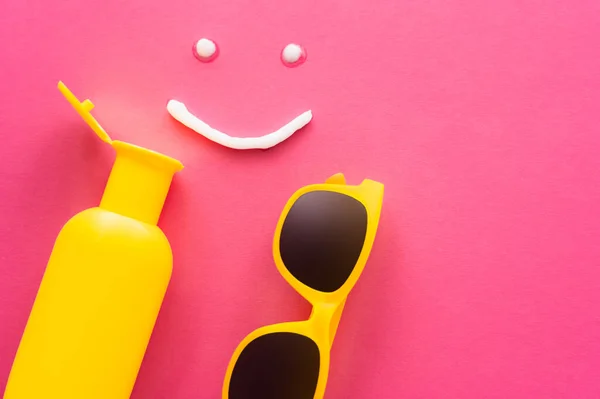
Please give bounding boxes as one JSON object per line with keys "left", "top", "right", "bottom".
{"left": 329, "top": 298, "right": 347, "bottom": 346}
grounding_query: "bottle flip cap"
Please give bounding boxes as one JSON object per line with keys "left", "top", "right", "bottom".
{"left": 57, "top": 81, "right": 183, "bottom": 170}
{"left": 57, "top": 81, "right": 183, "bottom": 225}
{"left": 58, "top": 81, "right": 112, "bottom": 144}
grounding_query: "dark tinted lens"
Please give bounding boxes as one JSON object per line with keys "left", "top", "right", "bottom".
{"left": 228, "top": 332, "right": 320, "bottom": 399}
{"left": 279, "top": 191, "right": 368, "bottom": 293}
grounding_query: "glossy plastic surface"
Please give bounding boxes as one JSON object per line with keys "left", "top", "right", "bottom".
{"left": 3, "top": 83, "right": 183, "bottom": 399}
{"left": 222, "top": 173, "right": 384, "bottom": 399}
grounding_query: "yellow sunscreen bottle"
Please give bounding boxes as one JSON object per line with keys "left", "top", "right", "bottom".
{"left": 4, "top": 82, "right": 183, "bottom": 399}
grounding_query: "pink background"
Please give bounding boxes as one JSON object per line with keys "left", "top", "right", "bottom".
{"left": 1, "top": 0, "right": 600, "bottom": 397}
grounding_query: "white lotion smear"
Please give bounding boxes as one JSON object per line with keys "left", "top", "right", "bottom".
{"left": 193, "top": 38, "right": 218, "bottom": 62}
{"left": 167, "top": 100, "right": 312, "bottom": 150}
{"left": 281, "top": 43, "right": 306, "bottom": 67}
{"left": 282, "top": 44, "right": 303, "bottom": 63}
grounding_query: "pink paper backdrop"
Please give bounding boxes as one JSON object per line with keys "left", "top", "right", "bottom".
{"left": 1, "top": 0, "right": 600, "bottom": 397}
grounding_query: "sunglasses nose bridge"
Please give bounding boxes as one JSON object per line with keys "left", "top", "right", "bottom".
{"left": 308, "top": 300, "right": 346, "bottom": 346}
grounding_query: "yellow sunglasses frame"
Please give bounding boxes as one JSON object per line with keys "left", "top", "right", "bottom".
{"left": 222, "top": 173, "right": 384, "bottom": 399}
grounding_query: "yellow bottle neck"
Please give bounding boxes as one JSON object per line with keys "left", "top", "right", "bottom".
{"left": 100, "top": 141, "right": 183, "bottom": 225}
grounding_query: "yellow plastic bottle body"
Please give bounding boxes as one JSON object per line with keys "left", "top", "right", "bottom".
{"left": 4, "top": 141, "right": 183, "bottom": 399}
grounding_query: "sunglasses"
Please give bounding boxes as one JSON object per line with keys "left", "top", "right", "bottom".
{"left": 222, "top": 173, "right": 385, "bottom": 399}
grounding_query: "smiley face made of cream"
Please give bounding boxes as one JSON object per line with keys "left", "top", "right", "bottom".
{"left": 166, "top": 39, "right": 312, "bottom": 150}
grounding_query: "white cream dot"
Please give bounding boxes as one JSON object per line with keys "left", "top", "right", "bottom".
{"left": 282, "top": 43, "right": 304, "bottom": 64}
{"left": 195, "top": 38, "right": 217, "bottom": 59}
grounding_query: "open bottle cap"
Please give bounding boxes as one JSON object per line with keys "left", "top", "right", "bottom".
{"left": 57, "top": 80, "right": 183, "bottom": 171}
{"left": 57, "top": 81, "right": 183, "bottom": 225}
{"left": 58, "top": 81, "right": 112, "bottom": 144}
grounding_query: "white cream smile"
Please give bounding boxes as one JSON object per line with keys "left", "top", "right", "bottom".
{"left": 167, "top": 100, "right": 313, "bottom": 150}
